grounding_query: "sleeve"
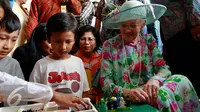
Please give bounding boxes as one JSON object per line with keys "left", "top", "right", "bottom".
{"left": 29, "top": 61, "right": 42, "bottom": 83}
{"left": 184, "top": 0, "right": 200, "bottom": 28}
{"left": 146, "top": 35, "right": 171, "bottom": 84}
{"left": 25, "top": 0, "right": 39, "bottom": 39}
{"left": 14, "top": 60, "right": 25, "bottom": 80}
{"left": 100, "top": 40, "right": 123, "bottom": 96}
{"left": 67, "top": 0, "right": 82, "bottom": 15}
{"left": 80, "top": 60, "right": 90, "bottom": 92}
{"left": 0, "top": 72, "right": 53, "bottom": 103}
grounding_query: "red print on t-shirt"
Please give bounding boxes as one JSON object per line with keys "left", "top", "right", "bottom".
{"left": 48, "top": 72, "right": 81, "bottom": 83}
{"left": 71, "top": 81, "right": 80, "bottom": 93}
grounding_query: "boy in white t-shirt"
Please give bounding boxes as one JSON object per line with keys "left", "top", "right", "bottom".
{"left": 29, "top": 13, "right": 89, "bottom": 98}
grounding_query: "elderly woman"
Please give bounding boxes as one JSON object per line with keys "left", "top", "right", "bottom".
{"left": 100, "top": 1, "right": 200, "bottom": 111}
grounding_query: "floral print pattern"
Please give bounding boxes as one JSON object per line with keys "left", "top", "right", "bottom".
{"left": 182, "top": 100, "right": 198, "bottom": 112}
{"left": 170, "top": 101, "right": 178, "bottom": 112}
{"left": 101, "top": 34, "right": 171, "bottom": 95}
{"left": 158, "top": 75, "right": 200, "bottom": 111}
{"left": 165, "top": 82, "right": 178, "bottom": 92}
{"left": 100, "top": 35, "right": 200, "bottom": 111}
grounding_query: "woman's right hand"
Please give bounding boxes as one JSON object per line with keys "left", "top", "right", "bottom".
{"left": 123, "top": 88, "right": 149, "bottom": 103}
{"left": 143, "top": 78, "right": 160, "bottom": 107}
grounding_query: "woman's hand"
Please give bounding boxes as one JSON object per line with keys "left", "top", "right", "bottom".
{"left": 123, "top": 88, "right": 149, "bottom": 104}
{"left": 130, "top": 88, "right": 149, "bottom": 103}
{"left": 143, "top": 79, "right": 160, "bottom": 107}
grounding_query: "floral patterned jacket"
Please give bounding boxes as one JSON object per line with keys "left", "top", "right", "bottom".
{"left": 100, "top": 34, "right": 171, "bottom": 96}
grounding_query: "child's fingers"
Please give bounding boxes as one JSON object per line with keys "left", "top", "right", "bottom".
{"left": 69, "top": 103, "right": 80, "bottom": 111}
{"left": 73, "top": 97, "right": 89, "bottom": 109}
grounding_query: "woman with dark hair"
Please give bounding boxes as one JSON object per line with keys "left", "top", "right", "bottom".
{"left": 0, "top": 0, "right": 11, "bottom": 21}
{"left": 75, "top": 25, "right": 102, "bottom": 51}
{"left": 74, "top": 25, "right": 102, "bottom": 103}
{"left": 13, "top": 23, "right": 53, "bottom": 81}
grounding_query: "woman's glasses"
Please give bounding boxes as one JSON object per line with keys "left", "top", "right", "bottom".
{"left": 80, "top": 37, "right": 96, "bottom": 43}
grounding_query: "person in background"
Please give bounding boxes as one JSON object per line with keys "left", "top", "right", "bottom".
{"left": 90, "top": 0, "right": 100, "bottom": 27}
{"left": 75, "top": 0, "right": 94, "bottom": 28}
{"left": 101, "top": 1, "right": 200, "bottom": 111}
{"left": 151, "top": 0, "right": 200, "bottom": 95}
{"left": 91, "top": 0, "right": 100, "bottom": 11}
{"left": 9, "top": 0, "right": 29, "bottom": 56}
{"left": 95, "top": 0, "right": 124, "bottom": 42}
{"left": 0, "top": 71, "right": 89, "bottom": 110}
{"left": 140, "top": 0, "right": 163, "bottom": 53}
{"left": 146, "top": 21, "right": 163, "bottom": 53}
{"left": 13, "top": 23, "right": 53, "bottom": 81}
{"left": 74, "top": 25, "right": 102, "bottom": 103}
{"left": 25, "top": 0, "right": 82, "bottom": 40}
{"left": 0, "top": 0, "right": 10, "bottom": 21}
{"left": 30, "top": 13, "right": 89, "bottom": 98}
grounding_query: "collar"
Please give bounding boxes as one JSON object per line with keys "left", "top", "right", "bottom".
{"left": 75, "top": 50, "right": 101, "bottom": 63}
{"left": 119, "top": 34, "right": 140, "bottom": 47}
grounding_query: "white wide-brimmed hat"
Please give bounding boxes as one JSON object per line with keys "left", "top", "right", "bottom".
{"left": 103, "top": 0, "right": 167, "bottom": 29}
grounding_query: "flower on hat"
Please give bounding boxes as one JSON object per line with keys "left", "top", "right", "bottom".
{"left": 104, "top": 7, "right": 120, "bottom": 18}
{"left": 111, "top": 8, "right": 120, "bottom": 22}
{"left": 103, "top": 4, "right": 120, "bottom": 18}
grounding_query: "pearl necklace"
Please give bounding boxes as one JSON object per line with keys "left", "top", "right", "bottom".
{"left": 122, "top": 35, "right": 142, "bottom": 87}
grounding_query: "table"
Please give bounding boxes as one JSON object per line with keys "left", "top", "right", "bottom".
{"left": 108, "top": 104, "right": 159, "bottom": 112}
{"left": 0, "top": 98, "right": 98, "bottom": 112}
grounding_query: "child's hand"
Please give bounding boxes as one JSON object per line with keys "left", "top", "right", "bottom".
{"left": 52, "top": 91, "right": 89, "bottom": 110}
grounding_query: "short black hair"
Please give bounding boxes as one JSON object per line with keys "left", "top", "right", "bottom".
{"left": 46, "top": 13, "right": 78, "bottom": 40}
{"left": 0, "top": 1, "right": 21, "bottom": 33}
{"left": 75, "top": 25, "right": 102, "bottom": 52}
